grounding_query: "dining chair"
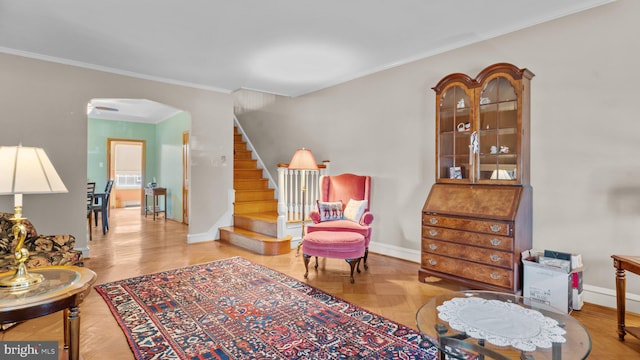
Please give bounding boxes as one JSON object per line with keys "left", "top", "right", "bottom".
{"left": 93, "top": 179, "right": 114, "bottom": 235}
{"left": 87, "top": 182, "right": 96, "bottom": 240}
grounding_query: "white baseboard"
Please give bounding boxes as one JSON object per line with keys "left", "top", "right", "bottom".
{"left": 78, "top": 246, "right": 90, "bottom": 258}
{"left": 368, "top": 241, "right": 421, "bottom": 263}
{"left": 582, "top": 284, "right": 640, "bottom": 314}
{"left": 187, "top": 232, "right": 218, "bottom": 243}
{"left": 366, "top": 243, "right": 640, "bottom": 314}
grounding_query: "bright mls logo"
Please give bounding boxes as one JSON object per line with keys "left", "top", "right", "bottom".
{"left": 1, "top": 341, "right": 57, "bottom": 360}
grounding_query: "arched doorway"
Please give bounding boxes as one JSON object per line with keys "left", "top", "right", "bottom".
{"left": 87, "top": 98, "right": 191, "bottom": 224}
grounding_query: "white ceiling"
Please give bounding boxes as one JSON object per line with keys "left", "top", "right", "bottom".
{"left": 87, "top": 98, "right": 181, "bottom": 123}
{"left": 0, "top": 0, "right": 614, "bottom": 122}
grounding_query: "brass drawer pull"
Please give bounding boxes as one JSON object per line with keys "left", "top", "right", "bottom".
{"left": 490, "top": 255, "right": 502, "bottom": 262}
{"left": 490, "top": 238, "right": 502, "bottom": 246}
{"left": 428, "top": 244, "right": 438, "bottom": 250}
{"left": 429, "top": 217, "right": 438, "bottom": 225}
{"left": 429, "top": 229, "right": 439, "bottom": 237}
{"left": 428, "top": 259, "right": 437, "bottom": 266}
{"left": 490, "top": 272, "right": 501, "bottom": 280}
{"left": 490, "top": 224, "right": 502, "bottom": 232}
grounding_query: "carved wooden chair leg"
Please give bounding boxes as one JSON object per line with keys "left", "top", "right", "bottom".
{"left": 363, "top": 248, "right": 369, "bottom": 270}
{"left": 346, "top": 258, "right": 362, "bottom": 284}
{"left": 303, "top": 254, "right": 311, "bottom": 279}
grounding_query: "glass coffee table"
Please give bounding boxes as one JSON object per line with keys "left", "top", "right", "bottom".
{"left": 416, "top": 291, "right": 591, "bottom": 360}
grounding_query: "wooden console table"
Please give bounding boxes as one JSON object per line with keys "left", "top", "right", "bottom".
{"left": 612, "top": 255, "right": 640, "bottom": 341}
{"left": 145, "top": 187, "right": 167, "bottom": 221}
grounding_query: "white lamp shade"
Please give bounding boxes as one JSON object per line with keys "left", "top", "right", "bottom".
{"left": 288, "top": 148, "right": 318, "bottom": 170}
{"left": 0, "top": 146, "right": 68, "bottom": 194}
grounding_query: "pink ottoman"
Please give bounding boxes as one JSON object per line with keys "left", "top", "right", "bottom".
{"left": 302, "top": 231, "right": 365, "bottom": 283}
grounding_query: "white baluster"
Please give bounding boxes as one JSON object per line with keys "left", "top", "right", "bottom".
{"left": 288, "top": 167, "right": 293, "bottom": 221}
{"left": 309, "top": 171, "right": 315, "bottom": 219}
{"left": 277, "top": 167, "right": 286, "bottom": 218}
{"left": 287, "top": 169, "right": 294, "bottom": 221}
{"left": 294, "top": 170, "right": 300, "bottom": 221}
{"left": 312, "top": 170, "right": 319, "bottom": 212}
{"left": 307, "top": 171, "right": 312, "bottom": 215}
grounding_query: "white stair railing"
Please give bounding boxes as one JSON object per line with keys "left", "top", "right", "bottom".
{"left": 277, "top": 161, "right": 329, "bottom": 241}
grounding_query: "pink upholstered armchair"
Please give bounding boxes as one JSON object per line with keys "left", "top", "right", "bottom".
{"left": 307, "top": 173, "right": 373, "bottom": 269}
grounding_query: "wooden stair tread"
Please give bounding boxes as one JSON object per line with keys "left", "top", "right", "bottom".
{"left": 220, "top": 226, "right": 291, "bottom": 255}
{"left": 234, "top": 199, "right": 277, "bottom": 204}
{"left": 235, "top": 212, "right": 278, "bottom": 222}
{"left": 220, "top": 226, "right": 287, "bottom": 242}
{"left": 233, "top": 179, "right": 268, "bottom": 190}
{"left": 234, "top": 201, "right": 277, "bottom": 214}
{"left": 235, "top": 190, "right": 275, "bottom": 202}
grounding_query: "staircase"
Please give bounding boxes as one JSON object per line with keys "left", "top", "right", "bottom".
{"left": 219, "top": 127, "right": 291, "bottom": 255}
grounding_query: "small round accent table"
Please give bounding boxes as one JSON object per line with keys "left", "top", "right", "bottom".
{"left": 0, "top": 266, "right": 97, "bottom": 360}
{"left": 416, "top": 291, "right": 592, "bottom": 360}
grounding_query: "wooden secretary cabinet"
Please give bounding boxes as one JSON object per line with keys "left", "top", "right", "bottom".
{"left": 420, "top": 63, "right": 534, "bottom": 293}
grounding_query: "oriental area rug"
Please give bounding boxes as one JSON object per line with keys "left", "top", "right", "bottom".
{"left": 95, "top": 257, "right": 439, "bottom": 359}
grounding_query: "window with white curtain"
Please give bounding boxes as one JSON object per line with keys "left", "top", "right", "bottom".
{"left": 114, "top": 144, "right": 142, "bottom": 189}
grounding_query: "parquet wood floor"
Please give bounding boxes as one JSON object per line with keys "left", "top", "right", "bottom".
{"left": 2, "top": 207, "right": 640, "bottom": 359}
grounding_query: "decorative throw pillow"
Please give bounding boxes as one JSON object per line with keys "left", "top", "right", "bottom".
{"left": 317, "top": 201, "right": 344, "bottom": 222}
{"left": 343, "top": 199, "right": 368, "bottom": 223}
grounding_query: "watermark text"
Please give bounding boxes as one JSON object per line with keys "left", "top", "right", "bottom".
{"left": 1, "top": 341, "right": 57, "bottom": 359}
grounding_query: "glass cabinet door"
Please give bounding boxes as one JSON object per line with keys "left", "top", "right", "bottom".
{"left": 433, "top": 63, "right": 532, "bottom": 185}
{"left": 438, "top": 85, "right": 472, "bottom": 182}
{"left": 477, "top": 76, "right": 518, "bottom": 182}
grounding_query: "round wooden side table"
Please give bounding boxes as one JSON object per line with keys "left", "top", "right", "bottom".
{"left": 0, "top": 266, "right": 97, "bottom": 360}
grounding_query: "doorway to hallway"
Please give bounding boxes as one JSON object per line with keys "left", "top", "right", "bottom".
{"left": 107, "top": 139, "right": 146, "bottom": 212}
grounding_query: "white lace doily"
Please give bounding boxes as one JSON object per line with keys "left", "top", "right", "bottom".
{"left": 437, "top": 296, "right": 566, "bottom": 352}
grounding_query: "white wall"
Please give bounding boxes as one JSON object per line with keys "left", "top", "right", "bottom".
{"left": 237, "top": 0, "right": 640, "bottom": 309}
{"left": 0, "top": 53, "right": 233, "bottom": 255}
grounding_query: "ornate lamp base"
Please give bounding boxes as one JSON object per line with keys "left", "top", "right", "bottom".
{"left": 0, "top": 263, "right": 44, "bottom": 290}
{"left": 0, "top": 208, "right": 44, "bottom": 291}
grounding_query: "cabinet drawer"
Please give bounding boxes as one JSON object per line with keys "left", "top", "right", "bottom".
{"left": 422, "top": 239, "right": 513, "bottom": 269}
{"left": 422, "top": 213, "right": 511, "bottom": 236}
{"left": 421, "top": 253, "right": 513, "bottom": 289}
{"left": 422, "top": 225, "right": 513, "bottom": 251}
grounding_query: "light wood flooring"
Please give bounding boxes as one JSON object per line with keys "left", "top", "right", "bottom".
{"left": 3, "top": 207, "right": 640, "bottom": 359}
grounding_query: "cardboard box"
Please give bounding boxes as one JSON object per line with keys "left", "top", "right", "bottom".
{"left": 522, "top": 255, "right": 583, "bottom": 314}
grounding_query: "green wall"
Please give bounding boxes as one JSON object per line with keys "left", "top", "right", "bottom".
{"left": 87, "top": 118, "right": 158, "bottom": 192}
{"left": 156, "top": 112, "right": 190, "bottom": 222}
{"left": 87, "top": 113, "right": 189, "bottom": 221}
